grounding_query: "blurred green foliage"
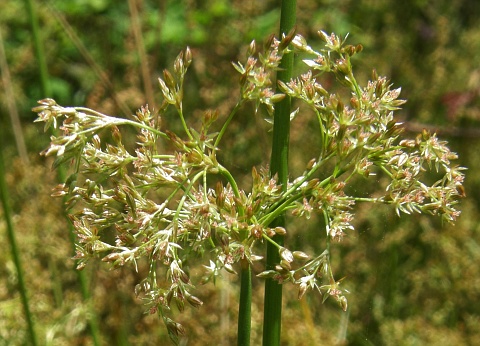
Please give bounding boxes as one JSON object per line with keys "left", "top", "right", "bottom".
{"left": 1, "top": 0, "right": 479, "bottom": 344}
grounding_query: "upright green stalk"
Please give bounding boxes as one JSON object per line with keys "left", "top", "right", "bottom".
{"left": 237, "top": 259, "right": 252, "bottom": 346}
{"left": 23, "top": 0, "right": 50, "bottom": 96}
{"left": 218, "top": 161, "right": 251, "bottom": 346}
{"left": 0, "top": 147, "right": 38, "bottom": 346}
{"left": 263, "top": 1, "right": 296, "bottom": 345}
{"left": 236, "top": 181, "right": 251, "bottom": 346}
{"left": 24, "top": 1, "right": 101, "bottom": 344}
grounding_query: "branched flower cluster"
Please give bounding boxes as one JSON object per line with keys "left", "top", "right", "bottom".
{"left": 33, "top": 30, "right": 464, "bottom": 342}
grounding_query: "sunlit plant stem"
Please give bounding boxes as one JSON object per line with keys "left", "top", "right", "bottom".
{"left": 263, "top": 1, "right": 297, "bottom": 345}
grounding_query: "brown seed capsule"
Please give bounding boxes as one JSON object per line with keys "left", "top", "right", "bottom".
{"left": 293, "top": 251, "right": 310, "bottom": 261}
{"left": 375, "top": 79, "right": 384, "bottom": 96}
{"left": 337, "top": 99, "right": 345, "bottom": 113}
{"left": 248, "top": 40, "right": 256, "bottom": 56}
{"left": 307, "top": 158, "right": 316, "bottom": 170}
{"left": 350, "top": 97, "right": 360, "bottom": 109}
{"left": 174, "top": 52, "right": 184, "bottom": 75}
{"left": 251, "top": 225, "right": 263, "bottom": 239}
{"left": 166, "top": 318, "right": 185, "bottom": 336}
{"left": 186, "top": 294, "right": 203, "bottom": 308}
{"left": 280, "top": 259, "right": 291, "bottom": 271}
{"left": 306, "top": 179, "right": 319, "bottom": 191}
{"left": 270, "top": 93, "right": 286, "bottom": 103}
{"left": 51, "top": 183, "right": 67, "bottom": 197}
{"left": 184, "top": 47, "right": 192, "bottom": 67}
{"left": 266, "top": 228, "right": 276, "bottom": 237}
{"left": 279, "top": 247, "right": 293, "bottom": 263}
{"left": 256, "top": 270, "right": 277, "bottom": 279}
{"left": 180, "top": 271, "right": 190, "bottom": 284}
{"left": 279, "top": 26, "right": 297, "bottom": 50}
{"left": 339, "top": 296, "right": 348, "bottom": 312}
{"left": 344, "top": 45, "right": 356, "bottom": 56}
{"left": 163, "top": 69, "right": 176, "bottom": 90}
{"left": 264, "top": 33, "right": 275, "bottom": 50}
{"left": 275, "top": 264, "right": 286, "bottom": 273}
{"left": 246, "top": 205, "right": 254, "bottom": 219}
{"left": 335, "top": 59, "right": 350, "bottom": 75}
{"left": 166, "top": 290, "right": 174, "bottom": 306}
{"left": 38, "top": 98, "right": 57, "bottom": 106}
{"left": 101, "top": 252, "right": 120, "bottom": 262}
{"left": 314, "top": 83, "right": 328, "bottom": 96}
{"left": 298, "top": 282, "right": 308, "bottom": 300}
{"left": 111, "top": 125, "right": 122, "bottom": 144}
{"left": 92, "top": 134, "right": 101, "bottom": 149}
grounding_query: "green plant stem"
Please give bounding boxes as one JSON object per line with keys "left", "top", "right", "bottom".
{"left": 214, "top": 101, "right": 244, "bottom": 147}
{"left": 24, "top": 0, "right": 50, "bottom": 96}
{"left": 237, "top": 258, "right": 252, "bottom": 346}
{"left": 218, "top": 164, "right": 241, "bottom": 203}
{"left": 263, "top": 1, "right": 296, "bottom": 345}
{"left": 24, "top": 1, "right": 103, "bottom": 340}
{"left": 221, "top": 160, "right": 251, "bottom": 346}
{"left": 0, "top": 147, "right": 38, "bottom": 346}
{"left": 217, "top": 161, "right": 251, "bottom": 346}
{"left": 177, "top": 104, "right": 194, "bottom": 140}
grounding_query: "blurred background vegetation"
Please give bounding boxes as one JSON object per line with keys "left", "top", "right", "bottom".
{"left": 1, "top": 0, "right": 479, "bottom": 345}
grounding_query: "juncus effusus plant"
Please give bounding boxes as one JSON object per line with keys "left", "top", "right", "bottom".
{"left": 34, "top": 30, "right": 464, "bottom": 344}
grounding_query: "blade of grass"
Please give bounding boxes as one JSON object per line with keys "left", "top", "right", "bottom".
{"left": 128, "top": 0, "right": 156, "bottom": 109}
{"left": 0, "top": 28, "right": 29, "bottom": 165}
{"left": 47, "top": 2, "right": 132, "bottom": 118}
{"left": 24, "top": 0, "right": 50, "bottom": 96}
{"left": 263, "top": 1, "right": 296, "bottom": 345}
{"left": 0, "top": 143, "right": 38, "bottom": 346}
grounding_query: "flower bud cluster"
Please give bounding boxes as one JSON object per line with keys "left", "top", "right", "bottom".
{"left": 232, "top": 36, "right": 288, "bottom": 114}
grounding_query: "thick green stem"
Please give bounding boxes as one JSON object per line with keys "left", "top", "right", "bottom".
{"left": 222, "top": 162, "right": 251, "bottom": 345}
{"left": 237, "top": 259, "right": 252, "bottom": 346}
{"left": 0, "top": 147, "right": 38, "bottom": 346}
{"left": 263, "top": 1, "right": 296, "bottom": 345}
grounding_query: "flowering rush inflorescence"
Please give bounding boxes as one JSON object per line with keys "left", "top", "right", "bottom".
{"left": 34, "top": 30, "right": 464, "bottom": 342}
